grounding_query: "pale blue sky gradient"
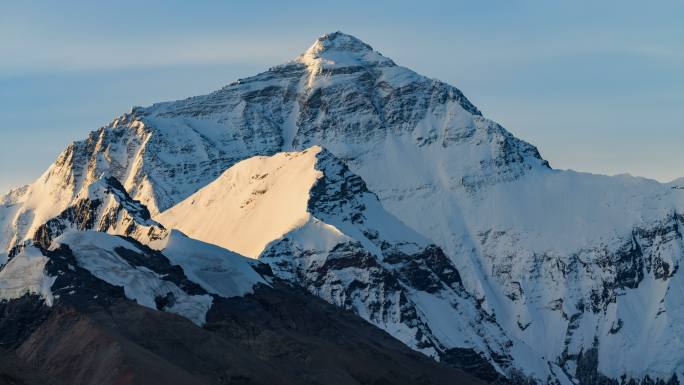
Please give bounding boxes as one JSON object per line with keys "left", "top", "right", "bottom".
{"left": 1, "top": 0, "right": 683, "bottom": 193}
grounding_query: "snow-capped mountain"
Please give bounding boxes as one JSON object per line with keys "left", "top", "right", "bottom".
{"left": 1, "top": 31, "right": 682, "bottom": 384}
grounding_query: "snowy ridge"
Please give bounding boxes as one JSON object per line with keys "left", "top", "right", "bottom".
{"left": 149, "top": 229, "right": 268, "bottom": 298}
{"left": 157, "top": 147, "right": 324, "bottom": 258}
{"left": 155, "top": 146, "right": 430, "bottom": 260}
{"left": 30, "top": 175, "right": 165, "bottom": 252}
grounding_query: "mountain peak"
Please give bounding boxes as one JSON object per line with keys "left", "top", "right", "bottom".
{"left": 297, "top": 31, "right": 395, "bottom": 68}
{"left": 308, "top": 32, "right": 372, "bottom": 54}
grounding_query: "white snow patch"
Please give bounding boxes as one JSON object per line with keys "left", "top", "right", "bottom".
{"left": 0, "top": 245, "right": 56, "bottom": 305}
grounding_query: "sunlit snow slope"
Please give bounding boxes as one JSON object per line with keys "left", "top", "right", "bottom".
{"left": 157, "top": 147, "right": 323, "bottom": 258}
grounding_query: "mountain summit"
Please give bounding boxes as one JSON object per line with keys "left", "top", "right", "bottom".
{"left": 1, "top": 32, "right": 682, "bottom": 385}
{"left": 296, "top": 31, "right": 396, "bottom": 69}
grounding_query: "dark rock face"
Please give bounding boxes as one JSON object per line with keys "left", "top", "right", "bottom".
{"left": 0, "top": 295, "right": 50, "bottom": 350}
{"left": 384, "top": 246, "right": 463, "bottom": 293}
{"left": 0, "top": 348, "right": 58, "bottom": 385}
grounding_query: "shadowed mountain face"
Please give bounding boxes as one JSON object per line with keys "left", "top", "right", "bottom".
{"left": 1, "top": 286, "right": 484, "bottom": 385}
{"left": 1, "top": 32, "right": 682, "bottom": 385}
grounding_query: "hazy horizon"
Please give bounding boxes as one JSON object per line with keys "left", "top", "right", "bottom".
{"left": 2, "top": 0, "right": 682, "bottom": 193}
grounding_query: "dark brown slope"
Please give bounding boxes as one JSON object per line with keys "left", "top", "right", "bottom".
{"left": 0, "top": 349, "right": 59, "bottom": 385}
{"left": 207, "top": 282, "right": 483, "bottom": 385}
{"left": 6, "top": 283, "right": 485, "bottom": 385}
{"left": 15, "top": 303, "right": 286, "bottom": 385}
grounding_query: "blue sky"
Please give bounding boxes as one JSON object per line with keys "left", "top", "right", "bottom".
{"left": 1, "top": 0, "right": 682, "bottom": 193}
